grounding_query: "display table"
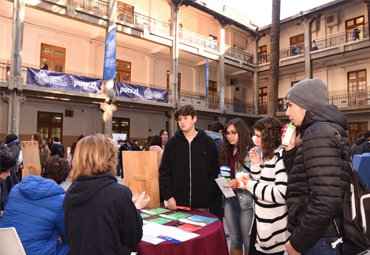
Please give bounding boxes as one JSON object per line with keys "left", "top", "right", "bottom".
{"left": 131, "top": 209, "right": 229, "bottom": 255}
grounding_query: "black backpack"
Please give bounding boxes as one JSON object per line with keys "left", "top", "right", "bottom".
{"left": 340, "top": 162, "right": 370, "bottom": 255}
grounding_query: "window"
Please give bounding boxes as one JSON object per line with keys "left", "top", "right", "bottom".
{"left": 277, "top": 98, "right": 286, "bottom": 112}
{"left": 258, "top": 45, "right": 267, "bottom": 64}
{"left": 166, "top": 71, "right": 181, "bottom": 92}
{"left": 37, "top": 112, "right": 63, "bottom": 144}
{"left": 112, "top": 117, "right": 130, "bottom": 141}
{"left": 348, "top": 70, "right": 367, "bottom": 106}
{"left": 291, "top": 81, "right": 300, "bottom": 87}
{"left": 349, "top": 122, "right": 368, "bottom": 144}
{"left": 259, "top": 87, "right": 267, "bottom": 114}
{"left": 114, "top": 60, "right": 131, "bottom": 83}
{"left": 208, "top": 81, "right": 217, "bottom": 98}
{"left": 290, "top": 34, "right": 304, "bottom": 56}
{"left": 345, "top": 16, "right": 364, "bottom": 41}
{"left": 117, "top": 2, "right": 134, "bottom": 24}
{"left": 40, "top": 44, "right": 66, "bottom": 72}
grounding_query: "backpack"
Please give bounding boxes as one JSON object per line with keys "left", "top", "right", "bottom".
{"left": 340, "top": 162, "right": 370, "bottom": 255}
{"left": 56, "top": 144, "right": 65, "bottom": 158}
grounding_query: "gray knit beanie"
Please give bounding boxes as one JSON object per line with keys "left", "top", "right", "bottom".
{"left": 285, "top": 78, "right": 328, "bottom": 111}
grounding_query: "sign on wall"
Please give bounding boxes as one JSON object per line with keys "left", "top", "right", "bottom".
{"left": 27, "top": 67, "right": 101, "bottom": 94}
{"left": 115, "top": 82, "right": 168, "bottom": 103}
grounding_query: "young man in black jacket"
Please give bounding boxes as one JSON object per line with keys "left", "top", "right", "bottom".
{"left": 159, "top": 104, "right": 220, "bottom": 213}
{"left": 282, "top": 78, "right": 351, "bottom": 255}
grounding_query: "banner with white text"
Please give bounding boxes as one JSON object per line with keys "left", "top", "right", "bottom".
{"left": 26, "top": 67, "right": 101, "bottom": 94}
{"left": 115, "top": 82, "right": 168, "bottom": 103}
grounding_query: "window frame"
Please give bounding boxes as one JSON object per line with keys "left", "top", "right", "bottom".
{"left": 37, "top": 111, "right": 64, "bottom": 144}
{"left": 112, "top": 117, "right": 130, "bottom": 141}
{"left": 115, "top": 60, "right": 132, "bottom": 84}
{"left": 40, "top": 43, "right": 66, "bottom": 72}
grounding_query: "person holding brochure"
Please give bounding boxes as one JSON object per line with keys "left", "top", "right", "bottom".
{"left": 220, "top": 118, "right": 256, "bottom": 255}
{"left": 240, "top": 117, "right": 289, "bottom": 255}
{"left": 63, "top": 134, "right": 150, "bottom": 255}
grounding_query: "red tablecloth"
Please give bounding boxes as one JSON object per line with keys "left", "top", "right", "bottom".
{"left": 131, "top": 209, "right": 229, "bottom": 255}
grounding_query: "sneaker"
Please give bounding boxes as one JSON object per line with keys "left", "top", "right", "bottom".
{"left": 226, "top": 234, "right": 230, "bottom": 240}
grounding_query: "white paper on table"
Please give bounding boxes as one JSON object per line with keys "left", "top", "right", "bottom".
{"left": 160, "top": 228, "right": 199, "bottom": 242}
{"left": 141, "top": 236, "right": 166, "bottom": 245}
{"left": 215, "top": 177, "right": 236, "bottom": 198}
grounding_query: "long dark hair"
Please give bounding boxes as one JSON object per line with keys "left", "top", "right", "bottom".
{"left": 253, "top": 117, "right": 282, "bottom": 161}
{"left": 143, "top": 135, "right": 162, "bottom": 151}
{"left": 219, "top": 118, "right": 254, "bottom": 169}
{"left": 33, "top": 132, "right": 49, "bottom": 152}
{"left": 5, "top": 134, "right": 18, "bottom": 144}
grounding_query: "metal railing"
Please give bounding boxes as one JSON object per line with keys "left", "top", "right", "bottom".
{"left": 116, "top": 8, "right": 171, "bottom": 36}
{"left": 178, "top": 28, "right": 218, "bottom": 52}
{"left": 225, "top": 45, "right": 254, "bottom": 64}
{"left": 314, "top": 24, "right": 369, "bottom": 50}
{"left": 258, "top": 53, "right": 270, "bottom": 64}
{"left": 329, "top": 92, "right": 370, "bottom": 108}
{"left": 68, "top": 0, "right": 108, "bottom": 15}
{"left": 279, "top": 42, "right": 305, "bottom": 59}
{"left": 0, "top": 63, "right": 27, "bottom": 83}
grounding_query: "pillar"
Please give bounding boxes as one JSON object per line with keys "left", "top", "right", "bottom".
{"left": 217, "top": 22, "right": 226, "bottom": 110}
{"left": 169, "top": 2, "right": 180, "bottom": 108}
{"left": 304, "top": 19, "right": 313, "bottom": 78}
{"left": 100, "top": 103, "right": 117, "bottom": 138}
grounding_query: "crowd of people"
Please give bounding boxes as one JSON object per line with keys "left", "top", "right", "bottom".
{"left": 0, "top": 78, "right": 368, "bottom": 255}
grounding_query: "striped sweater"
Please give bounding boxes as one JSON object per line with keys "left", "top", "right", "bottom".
{"left": 246, "top": 147, "right": 290, "bottom": 254}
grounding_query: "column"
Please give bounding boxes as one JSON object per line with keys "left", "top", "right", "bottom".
{"left": 8, "top": 0, "right": 25, "bottom": 135}
{"left": 217, "top": 22, "right": 225, "bottom": 110}
{"left": 253, "top": 36, "right": 261, "bottom": 115}
{"left": 165, "top": 110, "right": 176, "bottom": 137}
{"left": 99, "top": 103, "right": 117, "bottom": 138}
{"left": 169, "top": 2, "right": 180, "bottom": 108}
{"left": 304, "top": 18, "right": 313, "bottom": 78}
{"left": 100, "top": 0, "right": 117, "bottom": 137}
{"left": 146, "top": 55, "right": 156, "bottom": 86}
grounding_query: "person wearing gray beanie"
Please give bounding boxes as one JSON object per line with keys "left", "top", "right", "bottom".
{"left": 285, "top": 78, "right": 328, "bottom": 111}
{"left": 282, "top": 78, "right": 351, "bottom": 254}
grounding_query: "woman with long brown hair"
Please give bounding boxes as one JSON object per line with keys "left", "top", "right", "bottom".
{"left": 31, "top": 132, "right": 50, "bottom": 165}
{"left": 240, "top": 117, "right": 289, "bottom": 255}
{"left": 220, "top": 118, "right": 256, "bottom": 255}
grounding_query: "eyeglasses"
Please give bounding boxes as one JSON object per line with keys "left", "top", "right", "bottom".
{"left": 225, "top": 131, "right": 237, "bottom": 137}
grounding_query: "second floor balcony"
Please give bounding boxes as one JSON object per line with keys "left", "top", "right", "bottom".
{"left": 178, "top": 28, "right": 218, "bottom": 52}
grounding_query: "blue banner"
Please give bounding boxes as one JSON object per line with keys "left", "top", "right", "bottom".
{"left": 26, "top": 67, "right": 101, "bottom": 94}
{"left": 115, "top": 82, "right": 168, "bottom": 103}
{"left": 103, "top": 27, "right": 116, "bottom": 80}
{"left": 206, "top": 58, "right": 209, "bottom": 98}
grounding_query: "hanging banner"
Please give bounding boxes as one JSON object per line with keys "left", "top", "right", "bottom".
{"left": 103, "top": 27, "right": 116, "bottom": 80}
{"left": 115, "top": 82, "right": 168, "bottom": 103}
{"left": 26, "top": 67, "right": 101, "bottom": 94}
{"left": 206, "top": 58, "right": 209, "bottom": 98}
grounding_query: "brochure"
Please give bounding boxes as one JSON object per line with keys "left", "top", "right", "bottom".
{"left": 176, "top": 223, "right": 202, "bottom": 232}
{"left": 141, "top": 213, "right": 151, "bottom": 219}
{"left": 142, "top": 207, "right": 170, "bottom": 215}
{"left": 147, "top": 217, "right": 173, "bottom": 225}
{"left": 215, "top": 177, "right": 236, "bottom": 198}
{"left": 179, "top": 215, "right": 218, "bottom": 227}
{"left": 159, "top": 212, "right": 191, "bottom": 220}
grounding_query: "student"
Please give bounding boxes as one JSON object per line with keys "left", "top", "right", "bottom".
{"left": 64, "top": 134, "right": 150, "bottom": 255}
{"left": 0, "top": 146, "right": 16, "bottom": 216}
{"left": 220, "top": 118, "right": 255, "bottom": 255}
{"left": 205, "top": 121, "right": 224, "bottom": 152}
{"left": 159, "top": 129, "right": 169, "bottom": 148}
{"left": 159, "top": 104, "right": 219, "bottom": 212}
{"left": 31, "top": 132, "right": 50, "bottom": 166}
{"left": 1, "top": 156, "right": 70, "bottom": 255}
{"left": 240, "top": 117, "right": 289, "bottom": 255}
{"left": 351, "top": 131, "right": 370, "bottom": 155}
{"left": 282, "top": 78, "right": 351, "bottom": 255}
{"left": 143, "top": 135, "right": 163, "bottom": 167}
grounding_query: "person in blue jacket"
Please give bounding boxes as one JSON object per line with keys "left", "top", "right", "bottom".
{"left": 1, "top": 156, "right": 70, "bottom": 255}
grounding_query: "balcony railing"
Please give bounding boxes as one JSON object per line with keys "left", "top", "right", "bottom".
{"left": 117, "top": 8, "right": 171, "bottom": 36}
{"left": 225, "top": 45, "right": 254, "bottom": 64}
{"left": 314, "top": 24, "right": 369, "bottom": 50}
{"left": 178, "top": 28, "right": 218, "bottom": 52}
{"left": 280, "top": 42, "right": 305, "bottom": 59}
{"left": 329, "top": 92, "right": 370, "bottom": 108}
{"left": 177, "top": 92, "right": 255, "bottom": 114}
{"left": 0, "top": 63, "right": 27, "bottom": 83}
{"left": 68, "top": 0, "right": 108, "bottom": 15}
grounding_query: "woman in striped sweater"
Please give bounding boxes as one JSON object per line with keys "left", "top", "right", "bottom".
{"left": 241, "top": 117, "right": 289, "bottom": 255}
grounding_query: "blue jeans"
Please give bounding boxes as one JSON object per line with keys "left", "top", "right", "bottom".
{"left": 224, "top": 196, "right": 253, "bottom": 251}
{"left": 303, "top": 237, "right": 342, "bottom": 255}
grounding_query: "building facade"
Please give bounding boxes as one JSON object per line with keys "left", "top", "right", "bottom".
{"left": 0, "top": 0, "right": 369, "bottom": 148}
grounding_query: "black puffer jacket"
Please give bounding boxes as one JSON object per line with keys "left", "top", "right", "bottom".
{"left": 283, "top": 105, "right": 351, "bottom": 253}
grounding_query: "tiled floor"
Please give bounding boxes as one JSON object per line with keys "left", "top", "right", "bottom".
{"left": 61, "top": 177, "right": 370, "bottom": 255}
